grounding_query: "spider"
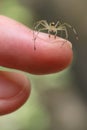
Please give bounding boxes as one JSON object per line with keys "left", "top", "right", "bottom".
{"left": 33, "top": 20, "right": 78, "bottom": 50}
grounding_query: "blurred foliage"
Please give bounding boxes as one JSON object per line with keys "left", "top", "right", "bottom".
{"left": 0, "top": 87, "right": 50, "bottom": 130}
{"left": 0, "top": 0, "right": 33, "bottom": 26}
{"left": 29, "top": 68, "right": 75, "bottom": 91}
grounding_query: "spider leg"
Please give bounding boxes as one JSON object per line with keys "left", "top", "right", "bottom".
{"left": 62, "top": 23, "right": 78, "bottom": 40}
{"left": 55, "top": 21, "right": 61, "bottom": 27}
{"left": 33, "top": 20, "right": 49, "bottom": 46}
{"left": 39, "top": 20, "right": 49, "bottom": 27}
{"left": 34, "top": 20, "right": 49, "bottom": 30}
{"left": 34, "top": 22, "right": 46, "bottom": 30}
{"left": 33, "top": 23, "right": 46, "bottom": 42}
{"left": 48, "top": 30, "right": 51, "bottom": 38}
{"left": 56, "top": 26, "right": 68, "bottom": 39}
{"left": 33, "top": 21, "right": 47, "bottom": 43}
{"left": 34, "top": 27, "right": 48, "bottom": 41}
{"left": 56, "top": 27, "right": 68, "bottom": 46}
{"left": 55, "top": 29, "right": 65, "bottom": 38}
{"left": 62, "top": 28, "right": 69, "bottom": 45}
{"left": 63, "top": 27, "right": 68, "bottom": 39}
{"left": 54, "top": 30, "right": 58, "bottom": 38}
{"left": 33, "top": 28, "right": 48, "bottom": 50}
{"left": 60, "top": 30, "right": 63, "bottom": 38}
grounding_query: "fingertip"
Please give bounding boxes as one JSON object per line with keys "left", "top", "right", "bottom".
{"left": 29, "top": 32, "right": 73, "bottom": 74}
{"left": 0, "top": 15, "right": 73, "bottom": 74}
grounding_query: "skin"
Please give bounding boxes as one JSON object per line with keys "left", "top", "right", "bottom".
{"left": 0, "top": 15, "right": 73, "bottom": 115}
{"left": 0, "top": 71, "right": 31, "bottom": 115}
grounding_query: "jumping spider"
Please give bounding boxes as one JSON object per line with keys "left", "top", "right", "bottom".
{"left": 33, "top": 20, "right": 78, "bottom": 50}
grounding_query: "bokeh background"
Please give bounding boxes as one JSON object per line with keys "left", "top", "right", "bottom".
{"left": 0, "top": 0, "right": 87, "bottom": 130}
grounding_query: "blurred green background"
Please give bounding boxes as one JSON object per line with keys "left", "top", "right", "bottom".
{"left": 0, "top": 0, "right": 87, "bottom": 130}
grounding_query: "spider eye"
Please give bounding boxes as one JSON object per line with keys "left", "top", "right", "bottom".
{"left": 51, "top": 22, "right": 55, "bottom": 26}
